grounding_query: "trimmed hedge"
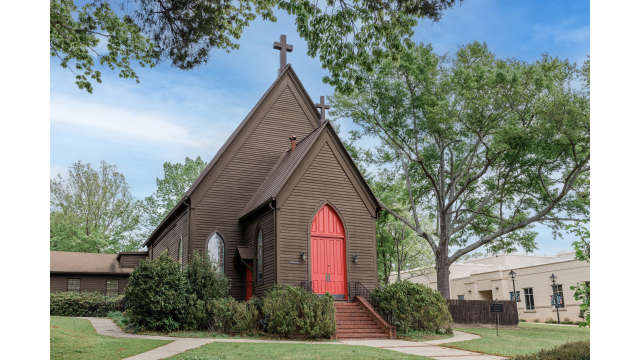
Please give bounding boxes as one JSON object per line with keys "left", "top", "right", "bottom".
{"left": 50, "top": 291, "right": 124, "bottom": 317}
{"left": 513, "top": 341, "right": 590, "bottom": 360}
{"left": 185, "top": 251, "right": 229, "bottom": 301}
{"left": 372, "top": 281, "right": 452, "bottom": 333}
{"left": 205, "top": 298, "right": 259, "bottom": 334}
{"left": 262, "top": 285, "right": 335, "bottom": 338}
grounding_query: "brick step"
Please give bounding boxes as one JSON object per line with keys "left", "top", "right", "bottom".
{"left": 335, "top": 332, "right": 389, "bottom": 339}
{"left": 337, "top": 323, "right": 383, "bottom": 330}
{"left": 336, "top": 319, "right": 378, "bottom": 325}
{"left": 335, "top": 314, "right": 373, "bottom": 319}
{"left": 336, "top": 327, "right": 384, "bottom": 334}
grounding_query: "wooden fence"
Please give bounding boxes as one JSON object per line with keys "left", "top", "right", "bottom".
{"left": 447, "top": 300, "right": 519, "bottom": 325}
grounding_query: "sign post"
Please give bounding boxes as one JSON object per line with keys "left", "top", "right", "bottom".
{"left": 490, "top": 302, "right": 504, "bottom": 336}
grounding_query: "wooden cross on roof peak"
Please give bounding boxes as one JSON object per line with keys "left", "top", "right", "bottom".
{"left": 273, "top": 34, "right": 293, "bottom": 73}
{"left": 315, "top": 96, "right": 331, "bottom": 122}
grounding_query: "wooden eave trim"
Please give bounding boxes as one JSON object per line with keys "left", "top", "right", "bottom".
{"left": 50, "top": 271, "right": 131, "bottom": 277}
{"left": 145, "top": 208, "right": 188, "bottom": 247}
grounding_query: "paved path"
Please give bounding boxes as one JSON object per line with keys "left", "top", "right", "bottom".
{"left": 340, "top": 331, "right": 506, "bottom": 360}
{"left": 83, "top": 317, "right": 505, "bottom": 360}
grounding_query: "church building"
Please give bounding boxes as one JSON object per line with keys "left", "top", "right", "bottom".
{"left": 143, "top": 35, "right": 380, "bottom": 301}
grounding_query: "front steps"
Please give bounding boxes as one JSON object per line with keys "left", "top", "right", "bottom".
{"left": 334, "top": 298, "right": 395, "bottom": 339}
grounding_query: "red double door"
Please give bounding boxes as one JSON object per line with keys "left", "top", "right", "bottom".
{"left": 310, "top": 205, "right": 347, "bottom": 299}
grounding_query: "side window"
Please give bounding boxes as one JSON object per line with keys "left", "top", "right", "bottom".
{"left": 178, "top": 236, "right": 183, "bottom": 268}
{"left": 257, "top": 229, "right": 263, "bottom": 282}
{"left": 457, "top": 295, "right": 464, "bottom": 300}
{"left": 207, "top": 232, "right": 225, "bottom": 273}
{"left": 106, "top": 280, "right": 119, "bottom": 297}
{"left": 67, "top": 278, "right": 80, "bottom": 292}
{"left": 552, "top": 284, "right": 565, "bottom": 308}
{"left": 524, "top": 287, "right": 535, "bottom": 310}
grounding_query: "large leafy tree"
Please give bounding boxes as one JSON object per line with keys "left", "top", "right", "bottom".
{"left": 141, "top": 156, "right": 207, "bottom": 236}
{"left": 333, "top": 42, "right": 590, "bottom": 298}
{"left": 375, "top": 176, "right": 433, "bottom": 284}
{"left": 50, "top": 161, "right": 143, "bottom": 253}
{"left": 51, "top": 0, "right": 457, "bottom": 93}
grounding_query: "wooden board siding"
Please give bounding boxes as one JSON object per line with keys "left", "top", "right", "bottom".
{"left": 277, "top": 138, "right": 378, "bottom": 292}
{"left": 118, "top": 254, "right": 148, "bottom": 268}
{"left": 50, "top": 274, "right": 129, "bottom": 295}
{"left": 189, "top": 80, "right": 317, "bottom": 299}
{"left": 242, "top": 209, "right": 276, "bottom": 297}
{"left": 150, "top": 211, "right": 188, "bottom": 264}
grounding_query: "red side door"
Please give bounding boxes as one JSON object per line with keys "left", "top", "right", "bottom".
{"left": 245, "top": 263, "right": 253, "bottom": 300}
{"left": 311, "top": 205, "right": 346, "bottom": 299}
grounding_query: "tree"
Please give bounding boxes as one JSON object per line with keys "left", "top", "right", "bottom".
{"left": 568, "top": 220, "right": 590, "bottom": 327}
{"left": 332, "top": 42, "right": 590, "bottom": 298}
{"left": 51, "top": 0, "right": 458, "bottom": 93}
{"left": 141, "top": 156, "right": 207, "bottom": 236}
{"left": 50, "top": 161, "right": 142, "bottom": 253}
{"left": 374, "top": 176, "right": 433, "bottom": 284}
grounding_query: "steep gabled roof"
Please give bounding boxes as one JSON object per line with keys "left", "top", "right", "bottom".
{"left": 240, "top": 121, "right": 380, "bottom": 219}
{"left": 241, "top": 122, "right": 328, "bottom": 218}
{"left": 144, "top": 65, "right": 321, "bottom": 247}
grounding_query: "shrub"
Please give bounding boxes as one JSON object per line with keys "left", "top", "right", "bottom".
{"left": 262, "top": 285, "right": 335, "bottom": 338}
{"left": 205, "top": 298, "right": 259, "bottom": 334}
{"left": 544, "top": 318, "right": 556, "bottom": 324}
{"left": 513, "top": 341, "right": 589, "bottom": 360}
{"left": 50, "top": 291, "right": 124, "bottom": 317}
{"left": 185, "top": 251, "right": 229, "bottom": 301}
{"left": 533, "top": 319, "right": 540, "bottom": 323}
{"left": 124, "top": 254, "right": 189, "bottom": 331}
{"left": 520, "top": 319, "right": 527, "bottom": 322}
{"left": 372, "top": 281, "right": 452, "bottom": 333}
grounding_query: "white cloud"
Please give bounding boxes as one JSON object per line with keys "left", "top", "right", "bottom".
{"left": 51, "top": 96, "right": 208, "bottom": 148}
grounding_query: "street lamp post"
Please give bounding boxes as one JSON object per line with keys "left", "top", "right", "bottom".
{"left": 509, "top": 270, "right": 517, "bottom": 302}
{"left": 550, "top": 273, "right": 561, "bottom": 324}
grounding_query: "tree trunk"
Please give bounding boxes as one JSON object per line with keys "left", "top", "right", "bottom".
{"left": 436, "top": 254, "right": 451, "bottom": 299}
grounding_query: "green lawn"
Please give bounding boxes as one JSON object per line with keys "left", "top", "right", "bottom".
{"left": 168, "top": 342, "right": 428, "bottom": 360}
{"left": 447, "top": 322, "right": 590, "bottom": 357}
{"left": 50, "top": 316, "right": 171, "bottom": 360}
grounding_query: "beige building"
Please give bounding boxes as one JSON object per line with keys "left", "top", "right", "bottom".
{"left": 398, "top": 252, "right": 589, "bottom": 322}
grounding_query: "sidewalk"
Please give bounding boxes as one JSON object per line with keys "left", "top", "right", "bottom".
{"left": 83, "top": 317, "right": 505, "bottom": 360}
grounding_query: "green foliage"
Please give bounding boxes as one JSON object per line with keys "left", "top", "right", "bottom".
{"left": 512, "top": 341, "right": 590, "bottom": 360}
{"left": 372, "top": 281, "right": 452, "bottom": 333}
{"left": 567, "top": 220, "right": 590, "bottom": 327}
{"left": 141, "top": 157, "right": 207, "bottom": 237}
{"left": 204, "top": 298, "right": 260, "bottom": 334}
{"left": 124, "top": 254, "right": 189, "bottom": 331}
{"left": 52, "top": 1, "right": 458, "bottom": 93}
{"left": 185, "top": 251, "right": 230, "bottom": 301}
{"left": 281, "top": 0, "right": 458, "bottom": 93}
{"left": 374, "top": 177, "right": 434, "bottom": 284}
{"left": 50, "top": 161, "right": 143, "bottom": 253}
{"left": 333, "top": 42, "right": 590, "bottom": 298}
{"left": 262, "top": 285, "right": 335, "bottom": 338}
{"left": 50, "top": 0, "right": 157, "bottom": 93}
{"left": 50, "top": 291, "right": 124, "bottom": 317}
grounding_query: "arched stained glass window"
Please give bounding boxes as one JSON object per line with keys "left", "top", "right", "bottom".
{"left": 207, "top": 232, "right": 224, "bottom": 273}
{"left": 257, "top": 230, "right": 263, "bottom": 281}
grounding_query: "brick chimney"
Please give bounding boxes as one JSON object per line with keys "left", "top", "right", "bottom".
{"left": 289, "top": 135, "right": 297, "bottom": 151}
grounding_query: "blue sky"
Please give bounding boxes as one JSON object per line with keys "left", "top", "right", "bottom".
{"left": 50, "top": 0, "right": 589, "bottom": 256}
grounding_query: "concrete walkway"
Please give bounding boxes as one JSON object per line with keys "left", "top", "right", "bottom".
{"left": 83, "top": 317, "right": 505, "bottom": 360}
{"left": 340, "top": 331, "right": 506, "bottom": 360}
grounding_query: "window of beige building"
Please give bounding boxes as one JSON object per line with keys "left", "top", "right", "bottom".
{"left": 524, "top": 288, "right": 535, "bottom": 310}
{"left": 457, "top": 295, "right": 464, "bottom": 300}
{"left": 67, "top": 278, "right": 80, "bottom": 292}
{"left": 106, "top": 280, "right": 119, "bottom": 297}
{"left": 552, "top": 284, "right": 564, "bottom": 308}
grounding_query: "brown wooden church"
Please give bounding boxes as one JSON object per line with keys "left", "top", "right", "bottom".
{"left": 144, "top": 35, "right": 380, "bottom": 301}
{"left": 51, "top": 35, "right": 393, "bottom": 338}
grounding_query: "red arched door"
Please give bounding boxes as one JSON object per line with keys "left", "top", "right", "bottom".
{"left": 311, "top": 204, "right": 347, "bottom": 299}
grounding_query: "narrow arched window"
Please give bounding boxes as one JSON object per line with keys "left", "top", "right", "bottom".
{"left": 257, "top": 229, "right": 263, "bottom": 281}
{"left": 207, "top": 232, "right": 224, "bottom": 273}
{"left": 178, "top": 236, "right": 183, "bottom": 268}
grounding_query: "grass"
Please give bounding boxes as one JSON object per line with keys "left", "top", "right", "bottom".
{"left": 446, "top": 322, "right": 590, "bottom": 357}
{"left": 50, "top": 316, "right": 170, "bottom": 360}
{"left": 167, "top": 342, "right": 429, "bottom": 360}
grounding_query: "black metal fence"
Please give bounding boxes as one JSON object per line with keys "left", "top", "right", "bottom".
{"left": 447, "top": 300, "right": 519, "bottom": 325}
